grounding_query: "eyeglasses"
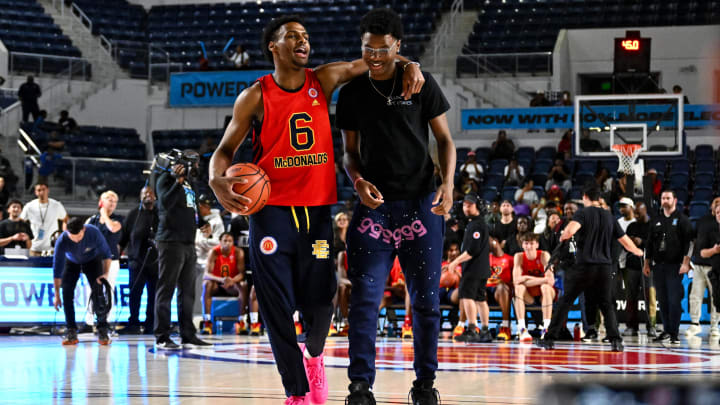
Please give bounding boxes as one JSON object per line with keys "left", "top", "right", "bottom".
{"left": 361, "top": 40, "right": 398, "bottom": 57}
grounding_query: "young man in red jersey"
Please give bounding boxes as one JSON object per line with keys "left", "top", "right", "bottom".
{"left": 487, "top": 236, "right": 513, "bottom": 340}
{"left": 513, "top": 233, "right": 553, "bottom": 342}
{"left": 208, "top": 15, "right": 423, "bottom": 405}
{"left": 201, "top": 232, "right": 249, "bottom": 335}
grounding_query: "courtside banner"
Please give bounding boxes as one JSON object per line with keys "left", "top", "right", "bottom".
{"left": 0, "top": 266, "right": 177, "bottom": 324}
{"left": 169, "top": 70, "right": 271, "bottom": 107}
{"left": 461, "top": 104, "right": 720, "bottom": 130}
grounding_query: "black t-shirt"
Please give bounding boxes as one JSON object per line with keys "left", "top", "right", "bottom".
{"left": 87, "top": 212, "right": 124, "bottom": 260}
{"left": 155, "top": 172, "right": 197, "bottom": 243}
{"left": 335, "top": 69, "right": 450, "bottom": 201}
{"left": 0, "top": 219, "right": 33, "bottom": 254}
{"left": 572, "top": 206, "right": 624, "bottom": 265}
{"left": 646, "top": 209, "right": 693, "bottom": 265}
{"left": 692, "top": 214, "right": 716, "bottom": 266}
{"left": 119, "top": 206, "right": 159, "bottom": 263}
{"left": 460, "top": 217, "right": 490, "bottom": 278}
{"left": 625, "top": 220, "right": 649, "bottom": 269}
{"left": 490, "top": 218, "right": 516, "bottom": 245}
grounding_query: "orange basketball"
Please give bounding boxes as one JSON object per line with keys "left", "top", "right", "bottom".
{"left": 225, "top": 163, "right": 271, "bottom": 215}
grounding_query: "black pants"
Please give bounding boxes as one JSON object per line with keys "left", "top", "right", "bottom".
{"left": 652, "top": 263, "right": 684, "bottom": 336}
{"left": 61, "top": 256, "right": 107, "bottom": 331}
{"left": 128, "top": 259, "right": 158, "bottom": 330}
{"left": 154, "top": 241, "right": 197, "bottom": 341}
{"left": 547, "top": 263, "right": 620, "bottom": 340}
{"left": 21, "top": 102, "right": 39, "bottom": 122}
{"left": 622, "top": 267, "right": 648, "bottom": 329}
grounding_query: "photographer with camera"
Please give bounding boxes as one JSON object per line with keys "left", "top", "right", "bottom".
{"left": 118, "top": 186, "right": 159, "bottom": 334}
{"left": 153, "top": 149, "right": 211, "bottom": 349}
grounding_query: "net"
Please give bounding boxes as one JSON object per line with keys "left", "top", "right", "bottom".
{"left": 611, "top": 144, "right": 643, "bottom": 175}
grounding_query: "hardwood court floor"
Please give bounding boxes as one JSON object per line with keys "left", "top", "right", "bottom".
{"left": 1, "top": 331, "right": 719, "bottom": 404}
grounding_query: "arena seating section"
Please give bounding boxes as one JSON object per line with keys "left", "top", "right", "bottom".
{"left": 458, "top": 0, "right": 720, "bottom": 76}
{"left": 457, "top": 144, "right": 718, "bottom": 224}
{"left": 0, "top": 0, "right": 84, "bottom": 73}
{"left": 72, "top": 0, "right": 441, "bottom": 78}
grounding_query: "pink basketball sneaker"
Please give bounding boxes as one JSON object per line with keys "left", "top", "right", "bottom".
{"left": 303, "top": 353, "right": 328, "bottom": 404}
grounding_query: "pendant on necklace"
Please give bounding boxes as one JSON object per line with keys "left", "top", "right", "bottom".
{"left": 386, "top": 97, "right": 392, "bottom": 106}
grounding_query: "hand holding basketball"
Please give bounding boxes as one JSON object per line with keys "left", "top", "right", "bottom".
{"left": 221, "top": 163, "right": 271, "bottom": 215}
{"left": 209, "top": 174, "right": 251, "bottom": 214}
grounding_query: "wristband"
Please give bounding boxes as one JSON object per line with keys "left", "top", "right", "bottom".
{"left": 403, "top": 61, "right": 420, "bottom": 71}
{"left": 353, "top": 177, "right": 365, "bottom": 190}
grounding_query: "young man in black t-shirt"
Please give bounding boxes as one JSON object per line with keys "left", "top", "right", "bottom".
{"left": 337, "top": 9, "right": 456, "bottom": 405}
{"left": 0, "top": 199, "right": 33, "bottom": 254}
{"left": 538, "top": 183, "right": 642, "bottom": 352}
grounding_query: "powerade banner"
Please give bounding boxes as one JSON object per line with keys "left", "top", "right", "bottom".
{"left": 461, "top": 104, "right": 720, "bottom": 130}
{"left": 0, "top": 266, "right": 177, "bottom": 324}
{"left": 169, "top": 70, "right": 271, "bottom": 107}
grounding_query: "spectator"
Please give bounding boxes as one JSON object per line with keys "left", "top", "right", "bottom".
{"left": 563, "top": 201, "right": 578, "bottom": 220}
{"left": 540, "top": 211, "right": 562, "bottom": 252}
{"left": 558, "top": 130, "right": 572, "bottom": 159}
{"left": 195, "top": 194, "right": 225, "bottom": 325}
{"left": 530, "top": 90, "right": 549, "bottom": 107}
{"left": 0, "top": 199, "right": 33, "bottom": 254}
{"left": 623, "top": 201, "right": 652, "bottom": 337}
{"left": 484, "top": 199, "right": 501, "bottom": 227}
{"left": 545, "top": 158, "right": 572, "bottom": 192}
{"left": 513, "top": 232, "right": 554, "bottom": 342}
{"left": 48, "top": 131, "right": 65, "bottom": 152}
{"left": 580, "top": 129, "right": 603, "bottom": 152}
{"left": 672, "top": 85, "right": 690, "bottom": 104}
{"left": 20, "top": 182, "right": 68, "bottom": 256}
{"left": 546, "top": 184, "right": 564, "bottom": 205}
{"left": 491, "top": 130, "right": 515, "bottom": 161}
{"left": 439, "top": 241, "right": 461, "bottom": 333}
{"left": 445, "top": 217, "right": 462, "bottom": 245}
{"left": 118, "top": 186, "right": 159, "bottom": 335}
{"left": 595, "top": 167, "right": 613, "bottom": 195}
{"left": 505, "top": 215, "right": 532, "bottom": 256}
{"left": 53, "top": 218, "right": 113, "bottom": 346}
{"left": 490, "top": 200, "right": 516, "bottom": 249}
{"left": 486, "top": 236, "right": 514, "bottom": 340}
{"left": 333, "top": 211, "right": 349, "bottom": 254}
{"left": 643, "top": 190, "right": 693, "bottom": 345}
{"left": 514, "top": 179, "right": 539, "bottom": 207}
{"left": 645, "top": 168, "right": 662, "bottom": 199}
{"left": 58, "top": 110, "right": 77, "bottom": 132}
{"left": 0, "top": 147, "right": 19, "bottom": 193}
{"left": 18, "top": 75, "right": 41, "bottom": 122}
{"left": 532, "top": 198, "right": 548, "bottom": 234}
{"left": 332, "top": 247, "right": 352, "bottom": 337}
{"left": 459, "top": 172, "right": 480, "bottom": 195}
{"left": 687, "top": 197, "right": 720, "bottom": 338}
{"left": 459, "top": 151, "right": 483, "bottom": 184}
{"left": 38, "top": 147, "right": 60, "bottom": 184}
{"left": 201, "top": 232, "right": 248, "bottom": 335}
{"left": 85, "top": 190, "right": 123, "bottom": 327}
{"left": 504, "top": 158, "right": 525, "bottom": 187}
{"left": 227, "top": 44, "right": 250, "bottom": 69}
{"left": 557, "top": 91, "right": 572, "bottom": 106}
{"left": 378, "top": 257, "right": 412, "bottom": 339}
{"left": 0, "top": 176, "right": 9, "bottom": 209}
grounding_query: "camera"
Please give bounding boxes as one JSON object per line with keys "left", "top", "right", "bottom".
{"left": 150, "top": 149, "right": 200, "bottom": 178}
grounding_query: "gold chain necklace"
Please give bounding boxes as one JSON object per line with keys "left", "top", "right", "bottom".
{"left": 368, "top": 72, "right": 396, "bottom": 106}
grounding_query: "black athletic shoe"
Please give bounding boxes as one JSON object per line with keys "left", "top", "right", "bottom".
{"left": 62, "top": 329, "right": 79, "bottom": 345}
{"left": 409, "top": 379, "right": 440, "bottom": 405}
{"left": 582, "top": 329, "right": 598, "bottom": 342}
{"left": 601, "top": 336, "right": 611, "bottom": 343}
{"left": 610, "top": 339, "right": 624, "bottom": 352}
{"left": 669, "top": 335, "right": 681, "bottom": 345}
{"left": 477, "top": 329, "right": 493, "bottom": 343}
{"left": 535, "top": 337, "right": 555, "bottom": 350}
{"left": 455, "top": 328, "right": 480, "bottom": 342}
{"left": 653, "top": 332, "right": 671, "bottom": 343}
{"left": 181, "top": 336, "right": 213, "bottom": 349}
{"left": 345, "top": 381, "right": 376, "bottom": 405}
{"left": 155, "top": 337, "right": 181, "bottom": 350}
{"left": 98, "top": 329, "right": 111, "bottom": 345}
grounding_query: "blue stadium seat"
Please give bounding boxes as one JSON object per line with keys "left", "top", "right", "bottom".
{"left": 489, "top": 159, "right": 508, "bottom": 175}
{"left": 669, "top": 172, "right": 689, "bottom": 190}
{"left": 502, "top": 186, "right": 518, "bottom": 203}
{"left": 486, "top": 174, "right": 505, "bottom": 190}
{"left": 694, "top": 172, "right": 714, "bottom": 188}
{"left": 670, "top": 160, "right": 690, "bottom": 173}
{"left": 688, "top": 201, "right": 710, "bottom": 218}
{"left": 575, "top": 160, "right": 597, "bottom": 175}
{"left": 693, "top": 187, "right": 714, "bottom": 203}
{"left": 694, "top": 144, "right": 715, "bottom": 160}
{"left": 516, "top": 147, "right": 535, "bottom": 163}
{"left": 674, "top": 189, "right": 689, "bottom": 204}
{"left": 481, "top": 187, "right": 498, "bottom": 202}
{"left": 533, "top": 159, "right": 553, "bottom": 174}
{"left": 695, "top": 159, "right": 716, "bottom": 174}
{"left": 537, "top": 147, "right": 556, "bottom": 161}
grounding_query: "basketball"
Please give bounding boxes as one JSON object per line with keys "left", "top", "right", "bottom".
{"left": 225, "top": 163, "right": 271, "bottom": 215}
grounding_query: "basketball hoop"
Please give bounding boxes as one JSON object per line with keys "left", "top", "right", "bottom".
{"left": 612, "top": 144, "right": 643, "bottom": 175}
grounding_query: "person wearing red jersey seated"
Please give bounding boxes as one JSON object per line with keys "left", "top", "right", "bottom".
{"left": 378, "top": 257, "right": 412, "bottom": 339}
{"left": 440, "top": 241, "right": 463, "bottom": 337}
{"left": 202, "top": 232, "right": 248, "bottom": 335}
{"left": 513, "top": 233, "right": 553, "bottom": 342}
{"left": 487, "top": 236, "right": 513, "bottom": 340}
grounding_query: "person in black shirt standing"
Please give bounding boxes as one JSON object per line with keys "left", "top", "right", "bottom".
{"left": 18, "top": 75, "right": 41, "bottom": 122}
{"left": 443, "top": 193, "right": 492, "bottom": 343}
{"left": 687, "top": 197, "right": 720, "bottom": 339}
{"left": 0, "top": 199, "right": 33, "bottom": 253}
{"left": 622, "top": 201, "right": 652, "bottom": 336}
{"left": 538, "top": 183, "right": 642, "bottom": 352}
{"left": 337, "top": 9, "right": 455, "bottom": 405}
{"left": 490, "top": 200, "right": 516, "bottom": 249}
{"left": 154, "top": 156, "right": 211, "bottom": 349}
{"left": 118, "top": 186, "right": 159, "bottom": 334}
{"left": 644, "top": 190, "right": 694, "bottom": 344}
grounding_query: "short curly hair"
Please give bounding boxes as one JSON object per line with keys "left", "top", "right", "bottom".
{"left": 358, "top": 8, "right": 404, "bottom": 40}
{"left": 261, "top": 15, "right": 304, "bottom": 62}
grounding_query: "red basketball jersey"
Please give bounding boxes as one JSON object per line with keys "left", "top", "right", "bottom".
{"left": 521, "top": 250, "right": 545, "bottom": 296}
{"left": 211, "top": 245, "right": 239, "bottom": 279}
{"left": 254, "top": 69, "right": 337, "bottom": 206}
{"left": 487, "top": 253, "right": 513, "bottom": 287}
